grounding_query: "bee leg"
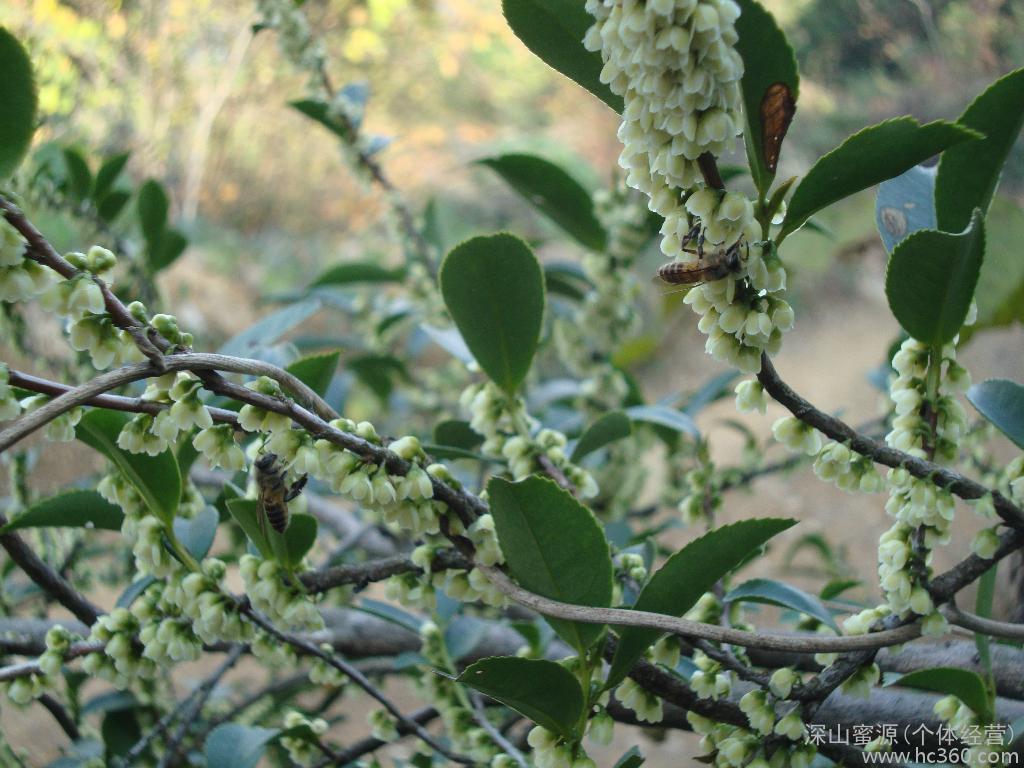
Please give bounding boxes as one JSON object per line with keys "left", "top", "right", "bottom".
{"left": 285, "top": 474, "right": 308, "bottom": 502}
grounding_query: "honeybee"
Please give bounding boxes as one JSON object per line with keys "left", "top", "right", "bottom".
{"left": 254, "top": 452, "right": 308, "bottom": 535}
{"left": 656, "top": 240, "right": 743, "bottom": 288}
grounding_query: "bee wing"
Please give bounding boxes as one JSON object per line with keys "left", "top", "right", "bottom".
{"left": 650, "top": 274, "right": 696, "bottom": 296}
{"left": 257, "top": 497, "right": 268, "bottom": 541}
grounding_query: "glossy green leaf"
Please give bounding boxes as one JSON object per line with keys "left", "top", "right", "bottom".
{"left": 488, "top": 476, "right": 613, "bottom": 652}
{"left": 97, "top": 190, "right": 131, "bottom": 223}
{"left": 348, "top": 353, "right": 408, "bottom": 401}
{"left": 173, "top": 506, "right": 219, "bottom": 560}
{"left": 502, "top": 0, "right": 622, "bottom": 113}
{"left": 440, "top": 234, "right": 544, "bottom": 394}
{"left": 290, "top": 98, "right": 350, "bottom": 140}
{"left": 205, "top": 723, "right": 280, "bottom": 768}
{"left": 62, "top": 148, "right": 93, "bottom": 202}
{"left": 76, "top": 410, "right": 181, "bottom": 524}
{"left": 225, "top": 498, "right": 272, "bottom": 559}
{"left": 936, "top": 68, "right": 1024, "bottom": 232}
{"left": 892, "top": 667, "right": 993, "bottom": 723}
{"left": 309, "top": 261, "right": 405, "bottom": 288}
{"left": 875, "top": 164, "right": 936, "bottom": 254}
{"left": 457, "top": 656, "right": 584, "bottom": 738}
{"left": 0, "top": 28, "right": 37, "bottom": 180}
{"left": 1, "top": 490, "right": 123, "bottom": 533}
{"left": 116, "top": 576, "right": 156, "bottom": 609}
{"left": 102, "top": 709, "right": 141, "bottom": 759}
{"left": 571, "top": 410, "right": 631, "bottom": 462}
{"left": 820, "top": 578, "right": 861, "bottom": 601}
{"left": 614, "top": 747, "right": 646, "bottom": 768}
{"left": 433, "top": 420, "right": 483, "bottom": 451}
{"left": 478, "top": 154, "right": 606, "bottom": 251}
{"left": 725, "top": 578, "right": 838, "bottom": 632}
{"left": 136, "top": 179, "right": 169, "bottom": 248}
{"left": 967, "top": 379, "right": 1024, "bottom": 450}
{"left": 93, "top": 152, "right": 130, "bottom": 201}
{"left": 885, "top": 209, "right": 985, "bottom": 346}
{"left": 735, "top": 0, "right": 799, "bottom": 195}
{"left": 281, "top": 512, "right": 317, "bottom": 567}
{"left": 624, "top": 405, "right": 699, "bottom": 437}
{"left": 780, "top": 117, "right": 979, "bottom": 240}
{"left": 545, "top": 261, "right": 593, "bottom": 301}
{"left": 607, "top": 518, "right": 796, "bottom": 687}
{"left": 150, "top": 228, "right": 188, "bottom": 273}
{"left": 286, "top": 350, "right": 340, "bottom": 397}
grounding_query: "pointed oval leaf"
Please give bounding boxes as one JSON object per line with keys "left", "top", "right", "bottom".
{"left": 282, "top": 512, "right": 318, "bottom": 567}
{"left": 205, "top": 723, "right": 280, "bottom": 768}
{"left": 724, "top": 578, "right": 838, "bottom": 632}
{"left": 173, "top": 506, "right": 219, "bottom": 560}
{"left": 890, "top": 667, "right": 993, "bottom": 723}
{"left": 1, "top": 490, "right": 123, "bottom": 533}
{"left": 457, "top": 656, "right": 584, "bottom": 739}
{"left": 502, "top": 0, "right": 623, "bottom": 113}
{"left": 571, "top": 410, "right": 631, "bottom": 462}
{"left": 94, "top": 152, "right": 130, "bottom": 201}
{"left": 286, "top": 350, "right": 340, "bottom": 397}
{"left": 136, "top": 179, "right": 169, "bottom": 248}
{"left": 780, "top": 118, "right": 979, "bottom": 240}
{"left": 309, "top": 261, "right": 405, "bottom": 288}
{"left": 488, "top": 476, "right": 613, "bottom": 653}
{"left": 433, "top": 419, "right": 483, "bottom": 451}
{"left": 440, "top": 234, "right": 544, "bottom": 394}
{"left": 62, "top": 148, "right": 93, "bottom": 203}
{"left": 607, "top": 518, "right": 796, "bottom": 687}
{"left": 936, "top": 68, "right": 1024, "bottom": 232}
{"left": 624, "top": 405, "right": 699, "bottom": 437}
{"left": 735, "top": 0, "right": 800, "bottom": 194}
{"left": 225, "top": 498, "right": 272, "bottom": 559}
{"left": 76, "top": 410, "right": 181, "bottom": 524}
{"left": 967, "top": 379, "right": 1024, "bottom": 450}
{"left": 219, "top": 299, "right": 321, "bottom": 357}
{"left": 875, "top": 165, "right": 937, "bottom": 254}
{"left": 0, "top": 28, "right": 37, "bottom": 180}
{"left": 478, "top": 154, "right": 607, "bottom": 251}
{"left": 150, "top": 228, "right": 188, "bottom": 273}
{"left": 97, "top": 190, "right": 131, "bottom": 223}
{"left": 885, "top": 210, "right": 985, "bottom": 346}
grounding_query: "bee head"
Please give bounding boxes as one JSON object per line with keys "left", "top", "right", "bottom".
{"left": 255, "top": 452, "right": 278, "bottom": 472}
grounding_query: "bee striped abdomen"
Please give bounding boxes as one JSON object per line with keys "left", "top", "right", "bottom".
{"left": 263, "top": 500, "right": 290, "bottom": 534}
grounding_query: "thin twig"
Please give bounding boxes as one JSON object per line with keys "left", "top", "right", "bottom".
{"left": 470, "top": 692, "right": 529, "bottom": 768}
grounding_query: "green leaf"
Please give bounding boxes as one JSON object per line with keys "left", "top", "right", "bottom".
{"left": 290, "top": 98, "right": 349, "bottom": 140}
{"left": 607, "top": 518, "right": 796, "bottom": 687}
{"left": 820, "top": 578, "right": 861, "bottom": 601}
{"left": 433, "top": 420, "right": 483, "bottom": 451}
{"left": 969, "top": 198, "right": 1024, "bottom": 338}
{"left": 1, "top": 490, "right": 123, "bottom": 533}
{"left": 205, "top": 723, "right": 280, "bottom": 768}
{"left": 136, "top": 179, "right": 169, "bottom": 248}
{"left": 478, "top": 154, "right": 607, "bottom": 251}
{"left": 892, "top": 667, "right": 993, "bottom": 723}
{"left": 173, "top": 506, "right": 219, "bottom": 560}
{"left": 439, "top": 234, "right": 545, "bottom": 394}
{"left": 97, "top": 190, "right": 131, "bottom": 223}
{"left": 936, "top": 68, "right": 1024, "bottom": 233}
{"left": 93, "top": 152, "right": 130, "bottom": 201}
{"left": 309, "top": 261, "right": 405, "bottom": 288}
{"left": 967, "top": 379, "right": 1024, "bottom": 450}
{"left": 724, "top": 578, "right": 838, "bottom": 632}
{"left": 624, "top": 405, "right": 699, "bottom": 437}
{"left": 780, "top": 117, "right": 979, "bottom": 240}
{"left": 348, "top": 353, "right": 409, "bottom": 401}
{"left": 219, "top": 300, "right": 321, "bottom": 357}
{"left": 545, "top": 261, "right": 593, "bottom": 301}
{"left": 62, "top": 148, "right": 93, "bottom": 203}
{"left": 116, "top": 576, "right": 156, "bottom": 609}
{"left": 875, "top": 164, "right": 936, "bottom": 254}
{"left": 281, "top": 512, "right": 317, "bottom": 567}
{"left": 614, "top": 747, "right": 646, "bottom": 768}
{"left": 225, "top": 499, "right": 272, "bottom": 559}
{"left": 885, "top": 209, "right": 985, "bottom": 346}
{"left": 150, "top": 228, "right": 188, "bottom": 273}
{"left": 457, "top": 657, "right": 584, "bottom": 738}
{"left": 571, "top": 410, "right": 631, "bottom": 462}
{"left": 502, "top": 0, "right": 622, "bottom": 113}
{"left": 102, "top": 709, "right": 141, "bottom": 759}
{"left": 286, "top": 350, "right": 340, "bottom": 397}
{"left": 735, "top": 0, "right": 799, "bottom": 195}
{"left": 488, "top": 476, "right": 613, "bottom": 653}
{"left": 76, "top": 410, "right": 181, "bottom": 525}
{"left": 0, "top": 28, "right": 37, "bottom": 180}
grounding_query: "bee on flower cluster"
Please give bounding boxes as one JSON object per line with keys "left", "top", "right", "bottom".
{"left": 255, "top": 452, "right": 308, "bottom": 535}
{"left": 655, "top": 223, "right": 744, "bottom": 289}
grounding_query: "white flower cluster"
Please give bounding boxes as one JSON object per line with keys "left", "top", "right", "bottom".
{"left": 934, "top": 695, "right": 1007, "bottom": 767}
{"left": 839, "top": 663, "right": 880, "bottom": 699}
{"left": 164, "top": 558, "right": 252, "bottom": 644}
{"left": 389, "top": 542, "right": 506, "bottom": 612}
{"left": 813, "top": 441, "right": 885, "bottom": 494}
{"left": 527, "top": 725, "right": 597, "bottom": 768}
{"left": 676, "top": 460, "right": 721, "bottom": 525}
{"left": 193, "top": 423, "right": 246, "bottom": 471}
{"left": 772, "top": 416, "right": 822, "bottom": 456}
{"left": 616, "top": 676, "right": 663, "bottom": 723}
{"left": 19, "top": 394, "right": 82, "bottom": 442}
{"left": 309, "top": 642, "right": 347, "bottom": 687}
{"left": 117, "top": 373, "right": 214, "bottom": 457}
{"left": 82, "top": 607, "right": 156, "bottom": 689}
{"left": 240, "top": 554, "right": 324, "bottom": 632}
{"left": 460, "top": 382, "right": 599, "bottom": 496}
{"left": 690, "top": 650, "right": 732, "bottom": 700}
{"left": 688, "top": 710, "right": 817, "bottom": 768}
{"left": 0, "top": 218, "right": 56, "bottom": 302}
{"left": 134, "top": 584, "right": 203, "bottom": 665}
{"left": 3, "top": 625, "right": 75, "bottom": 705}
{"left": 0, "top": 363, "right": 21, "bottom": 420}
{"left": 878, "top": 338, "right": 970, "bottom": 624}
{"left": 281, "top": 710, "right": 330, "bottom": 766}
{"left": 68, "top": 311, "right": 143, "bottom": 369}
